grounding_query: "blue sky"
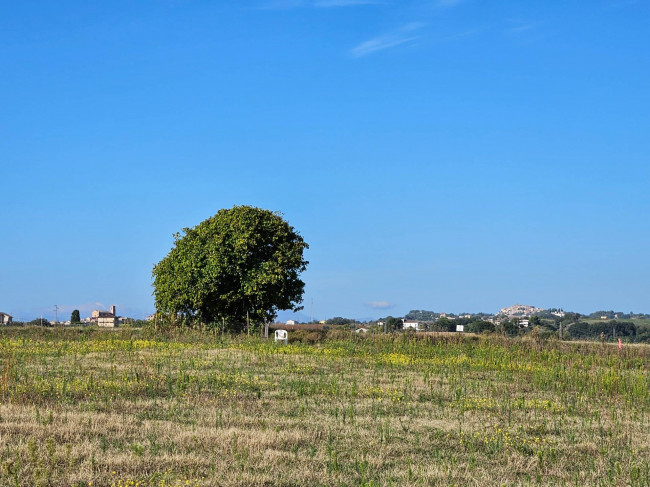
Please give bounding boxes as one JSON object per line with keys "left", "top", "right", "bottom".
{"left": 1, "top": 0, "right": 649, "bottom": 321}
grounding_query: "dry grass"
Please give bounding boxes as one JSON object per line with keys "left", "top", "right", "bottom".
{"left": 0, "top": 328, "right": 648, "bottom": 486}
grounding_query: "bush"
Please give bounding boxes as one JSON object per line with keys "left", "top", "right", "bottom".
{"left": 288, "top": 330, "right": 326, "bottom": 344}
{"left": 325, "top": 328, "right": 354, "bottom": 341}
{"left": 501, "top": 321, "right": 520, "bottom": 336}
{"left": 467, "top": 321, "right": 495, "bottom": 334}
{"left": 538, "top": 328, "right": 556, "bottom": 340}
{"left": 28, "top": 318, "right": 51, "bottom": 327}
{"left": 634, "top": 329, "right": 650, "bottom": 343}
{"left": 567, "top": 321, "right": 637, "bottom": 341}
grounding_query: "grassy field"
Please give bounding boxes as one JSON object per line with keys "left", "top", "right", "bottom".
{"left": 0, "top": 328, "right": 649, "bottom": 487}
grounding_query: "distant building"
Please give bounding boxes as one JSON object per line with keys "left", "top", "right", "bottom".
{"left": 286, "top": 320, "right": 297, "bottom": 325}
{"left": 0, "top": 312, "right": 13, "bottom": 325}
{"left": 403, "top": 320, "right": 420, "bottom": 331}
{"left": 92, "top": 305, "right": 118, "bottom": 327}
{"left": 456, "top": 324, "right": 465, "bottom": 332}
{"left": 498, "top": 303, "right": 544, "bottom": 318}
{"left": 355, "top": 327, "right": 369, "bottom": 334}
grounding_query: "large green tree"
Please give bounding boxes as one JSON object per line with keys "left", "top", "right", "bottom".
{"left": 152, "top": 206, "right": 309, "bottom": 331}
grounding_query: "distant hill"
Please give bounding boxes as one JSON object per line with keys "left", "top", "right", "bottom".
{"left": 498, "top": 304, "right": 544, "bottom": 317}
{"left": 404, "top": 310, "right": 438, "bottom": 321}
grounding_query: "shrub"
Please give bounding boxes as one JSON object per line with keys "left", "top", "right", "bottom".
{"left": 288, "top": 329, "right": 326, "bottom": 344}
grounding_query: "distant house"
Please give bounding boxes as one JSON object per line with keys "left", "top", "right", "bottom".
{"left": 0, "top": 312, "right": 13, "bottom": 325}
{"left": 355, "top": 327, "right": 369, "bottom": 334}
{"left": 286, "top": 320, "right": 297, "bottom": 325}
{"left": 92, "top": 305, "right": 118, "bottom": 327}
{"left": 456, "top": 324, "right": 465, "bottom": 332}
{"left": 403, "top": 320, "right": 420, "bottom": 331}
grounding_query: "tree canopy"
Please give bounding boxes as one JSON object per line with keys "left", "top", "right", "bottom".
{"left": 326, "top": 317, "right": 356, "bottom": 326}
{"left": 152, "top": 206, "right": 309, "bottom": 331}
{"left": 70, "top": 310, "right": 81, "bottom": 324}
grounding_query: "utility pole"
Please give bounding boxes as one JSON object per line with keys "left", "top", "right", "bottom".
{"left": 310, "top": 298, "right": 314, "bottom": 323}
{"left": 54, "top": 305, "right": 59, "bottom": 325}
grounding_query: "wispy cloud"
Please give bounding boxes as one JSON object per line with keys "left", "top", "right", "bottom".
{"left": 439, "top": 28, "right": 480, "bottom": 42}
{"left": 350, "top": 22, "right": 425, "bottom": 57}
{"left": 506, "top": 19, "right": 540, "bottom": 34}
{"left": 366, "top": 301, "right": 395, "bottom": 310}
{"left": 261, "top": 0, "right": 385, "bottom": 9}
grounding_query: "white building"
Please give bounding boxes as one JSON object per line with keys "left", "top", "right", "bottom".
{"left": 286, "top": 320, "right": 297, "bottom": 325}
{"left": 0, "top": 312, "right": 13, "bottom": 325}
{"left": 498, "top": 303, "right": 544, "bottom": 318}
{"left": 403, "top": 320, "right": 420, "bottom": 331}
{"left": 92, "top": 305, "right": 118, "bottom": 327}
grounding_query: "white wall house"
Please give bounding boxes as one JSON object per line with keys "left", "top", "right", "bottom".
{"left": 0, "top": 312, "right": 13, "bottom": 325}
{"left": 403, "top": 320, "right": 420, "bottom": 331}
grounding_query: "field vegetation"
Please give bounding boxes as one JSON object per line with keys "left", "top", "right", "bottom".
{"left": 0, "top": 327, "right": 649, "bottom": 486}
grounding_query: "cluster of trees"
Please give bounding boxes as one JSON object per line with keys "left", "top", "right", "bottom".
{"left": 404, "top": 310, "right": 440, "bottom": 321}
{"left": 8, "top": 309, "right": 82, "bottom": 327}
{"left": 8, "top": 319, "right": 52, "bottom": 327}
{"left": 325, "top": 317, "right": 358, "bottom": 326}
{"left": 403, "top": 310, "right": 492, "bottom": 322}
{"left": 515, "top": 318, "right": 650, "bottom": 343}
{"left": 435, "top": 318, "right": 523, "bottom": 335}
{"left": 378, "top": 316, "right": 523, "bottom": 335}
{"left": 587, "top": 310, "right": 650, "bottom": 320}
{"left": 566, "top": 320, "right": 638, "bottom": 340}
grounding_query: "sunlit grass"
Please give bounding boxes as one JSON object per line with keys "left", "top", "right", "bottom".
{"left": 0, "top": 327, "right": 648, "bottom": 486}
